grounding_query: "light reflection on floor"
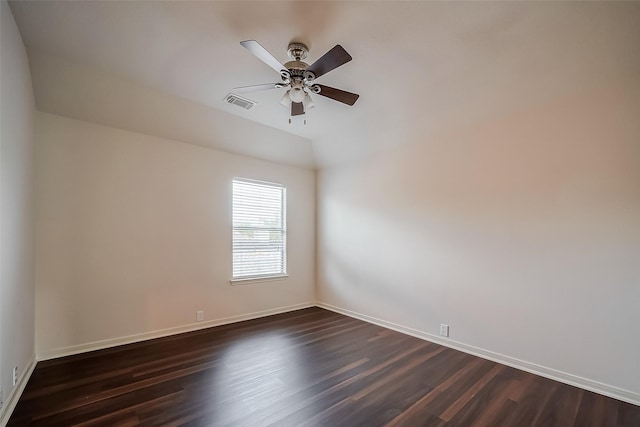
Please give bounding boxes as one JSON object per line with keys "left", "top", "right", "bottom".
{"left": 200, "top": 331, "right": 305, "bottom": 425}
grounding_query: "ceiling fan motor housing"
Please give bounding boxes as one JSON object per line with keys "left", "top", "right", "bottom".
{"left": 285, "top": 43, "right": 316, "bottom": 86}
{"left": 285, "top": 62, "right": 309, "bottom": 74}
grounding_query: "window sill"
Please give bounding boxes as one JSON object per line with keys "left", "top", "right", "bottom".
{"left": 230, "top": 275, "right": 289, "bottom": 285}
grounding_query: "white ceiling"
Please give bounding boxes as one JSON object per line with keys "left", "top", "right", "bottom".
{"left": 9, "top": 1, "right": 640, "bottom": 169}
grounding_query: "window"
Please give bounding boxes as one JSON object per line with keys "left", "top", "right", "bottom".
{"left": 232, "top": 178, "right": 286, "bottom": 281}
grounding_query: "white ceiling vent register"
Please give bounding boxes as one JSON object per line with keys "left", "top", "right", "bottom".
{"left": 225, "top": 93, "right": 256, "bottom": 110}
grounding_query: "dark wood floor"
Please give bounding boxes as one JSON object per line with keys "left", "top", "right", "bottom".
{"left": 8, "top": 307, "right": 640, "bottom": 426}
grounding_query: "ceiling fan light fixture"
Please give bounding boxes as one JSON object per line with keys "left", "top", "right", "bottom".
{"left": 289, "top": 86, "right": 306, "bottom": 103}
{"left": 302, "top": 93, "right": 315, "bottom": 110}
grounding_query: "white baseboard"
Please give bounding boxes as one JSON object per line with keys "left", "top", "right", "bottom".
{"left": 316, "top": 302, "right": 640, "bottom": 407}
{"left": 0, "top": 354, "right": 37, "bottom": 427}
{"left": 37, "top": 302, "right": 315, "bottom": 361}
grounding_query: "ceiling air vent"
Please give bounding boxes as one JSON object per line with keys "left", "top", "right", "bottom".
{"left": 224, "top": 93, "right": 256, "bottom": 110}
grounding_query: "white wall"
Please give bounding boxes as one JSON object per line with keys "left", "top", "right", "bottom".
{"left": 0, "top": 0, "right": 36, "bottom": 417}
{"left": 35, "top": 113, "right": 315, "bottom": 357}
{"left": 317, "top": 77, "right": 640, "bottom": 400}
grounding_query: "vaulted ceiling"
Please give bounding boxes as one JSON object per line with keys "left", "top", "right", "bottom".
{"left": 9, "top": 1, "right": 640, "bottom": 169}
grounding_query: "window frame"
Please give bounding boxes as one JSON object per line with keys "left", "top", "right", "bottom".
{"left": 230, "top": 177, "right": 288, "bottom": 284}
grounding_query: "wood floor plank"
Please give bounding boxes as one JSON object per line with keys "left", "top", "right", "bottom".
{"left": 440, "top": 364, "right": 503, "bottom": 421}
{"left": 467, "top": 375, "right": 527, "bottom": 426}
{"left": 8, "top": 307, "right": 639, "bottom": 426}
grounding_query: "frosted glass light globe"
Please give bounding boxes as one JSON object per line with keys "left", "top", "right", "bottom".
{"left": 289, "top": 87, "right": 306, "bottom": 103}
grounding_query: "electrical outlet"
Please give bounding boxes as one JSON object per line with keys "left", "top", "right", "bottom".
{"left": 440, "top": 324, "right": 450, "bottom": 338}
{"left": 196, "top": 310, "right": 204, "bottom": 322}
{"left": 13, "top": 366, "right": 18, "bottom": 386}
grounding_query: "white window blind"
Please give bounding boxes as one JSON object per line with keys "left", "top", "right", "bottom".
{"left": 232, "top": 178, "right": 286, "bottom": 280}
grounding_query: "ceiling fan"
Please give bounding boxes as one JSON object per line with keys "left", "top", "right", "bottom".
{"left": 234, "top": 40, "right": 359, "bottom": 117}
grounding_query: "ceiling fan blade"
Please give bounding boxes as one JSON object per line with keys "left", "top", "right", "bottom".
{"left": 306, "top": 45, "right": 352, "bottom": 79}
{"left": 291, "top": 102, "right": 305, "bottom": 116}
{"left": 233, "top": 83, "right": 282, "bottom": 93}
{"left": 240, "top": 40, "right": 288, "bottom": 74}
{"left": 316, "top": 85, "right": 360, "bottom": 106}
